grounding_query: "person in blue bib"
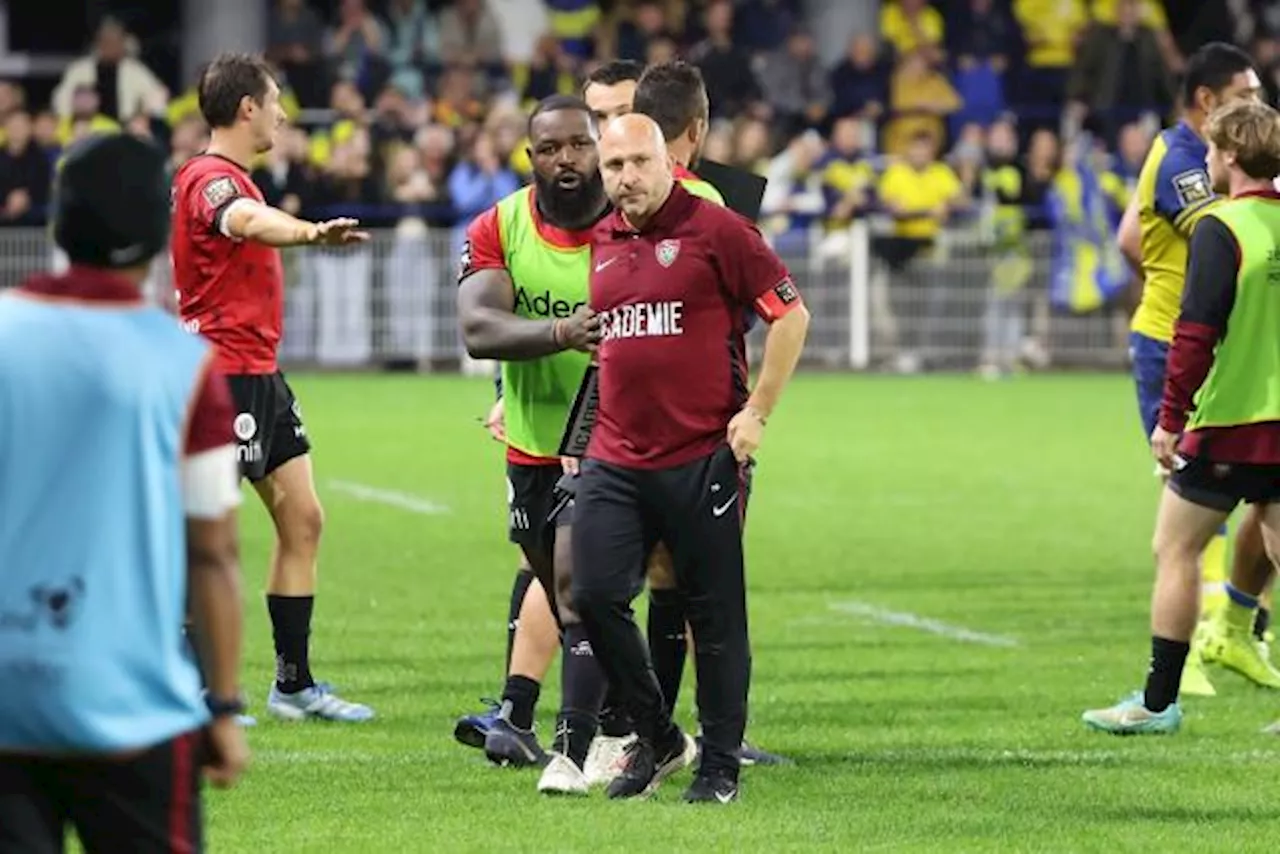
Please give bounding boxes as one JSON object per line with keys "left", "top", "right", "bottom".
{"left": 0, "top": 133, "right": 248, "bottom": 854}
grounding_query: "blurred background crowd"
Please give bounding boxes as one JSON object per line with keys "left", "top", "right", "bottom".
{"left": 0, "top": 0, "right": 1269, "bottom": 372}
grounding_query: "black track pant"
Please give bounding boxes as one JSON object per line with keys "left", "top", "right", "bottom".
{"left": 572, "top": 446, "right": 751, "bottom": 778}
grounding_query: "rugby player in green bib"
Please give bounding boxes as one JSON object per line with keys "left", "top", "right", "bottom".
{"left": 1084, "top": 100, "right": 1280, "bottom": 735}
{"left": 457, "top": 95, "right": 608, "bottom": 781}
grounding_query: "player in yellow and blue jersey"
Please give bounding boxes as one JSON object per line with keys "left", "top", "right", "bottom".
{"left": 1117, "top": 43, "right": 1280, "bottom": 698}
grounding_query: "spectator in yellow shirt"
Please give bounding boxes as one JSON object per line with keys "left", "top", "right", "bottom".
{"left": 1012, "top": 0, "right": 1088, "bottom": 129}
{"left": 880, "top": 0, "right": 945, "bottom": 66}
{"left": 874, "top": 129, "right": 966, "bottom": 372}
{"left": 821, "top": 116, "right": 875, "bottom": 230}
{"left": 883, "top": 49, "right": 961, "bottom": 157}
{"left": 878, "top": 130, "right": 965, "bottom": 245}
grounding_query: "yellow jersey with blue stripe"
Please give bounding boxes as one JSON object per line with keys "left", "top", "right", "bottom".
{"left": 1130, "top": 121, "right": 1218, "bottom": 342}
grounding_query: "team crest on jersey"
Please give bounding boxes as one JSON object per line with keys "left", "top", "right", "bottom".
{"left": 1172, "top": 169, "right": 1212, "bottom": 208}
{"left": 202, "top": 176, "right": 238, "bottom": 209}
{"left": 656, "top": 239, "right": 680, "bottom": 268}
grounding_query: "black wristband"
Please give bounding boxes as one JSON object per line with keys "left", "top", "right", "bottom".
{"left": 493, "top": 366, "right": 503, "bottom": 401}
{"left": 205, "top": 693, "right": 246, "bottom": 719}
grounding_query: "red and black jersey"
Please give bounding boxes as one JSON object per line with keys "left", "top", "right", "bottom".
{"left": 171, "top": 154, "right": 284, "bottom": 375}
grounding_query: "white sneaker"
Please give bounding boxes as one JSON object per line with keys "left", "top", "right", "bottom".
{"left": 537, "top": 752, "right": 589, "bottom": 796}
{"left": 266, "top": 683, "right": 374, "bottom": 723}
{"left": 584, "top": 733, "right": 636, "bottom": 787}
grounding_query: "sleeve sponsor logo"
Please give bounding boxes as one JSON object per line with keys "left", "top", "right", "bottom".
{"left": 1172, "top": 169, "right": 1212, "bottom": 209}
{"left": 201, "top": 176, "right": 239, "bottom": 209}
{"left": 457, "top": 239, "right": 473, "bottom": 282}
{"left": 773, "top": 278, "right": 799, "bottom": 305}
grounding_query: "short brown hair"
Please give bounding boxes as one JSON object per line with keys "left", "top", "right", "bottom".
{"left": 198, "top": 53, "right": 275, "bottom": 129}
{"left": 633, "top": 61, "right": 708, "bottom": 142}
{"left": 1207, "top": 100, "right": 1280, "bottom": 180}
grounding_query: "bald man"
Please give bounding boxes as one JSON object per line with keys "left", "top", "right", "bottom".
{"left": 572, "top": 114, "right": 810, "bottom": 803}
{"left": 627, "top": 61, "right": 785, "bottom": 771}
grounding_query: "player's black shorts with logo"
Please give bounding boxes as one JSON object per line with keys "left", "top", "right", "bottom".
{"left": 0, "top": 730, "right": 204, "bottom": 854}
{"left": 507, "top": 462, "right": 573, "bottom": 556}
{"left": 1170, "top": 455, "right": 1280, "bottom": 512}
{"left": 225, "top": 371, "right": 311, "bottom": 482}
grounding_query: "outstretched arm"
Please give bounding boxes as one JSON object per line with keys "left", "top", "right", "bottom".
{"left": 220, "top": 199, "right": 368, "bottom": 247}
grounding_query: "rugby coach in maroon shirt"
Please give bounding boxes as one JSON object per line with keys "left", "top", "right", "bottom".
{"left": 572, "top": 113, "right": 810, "bottom": 804}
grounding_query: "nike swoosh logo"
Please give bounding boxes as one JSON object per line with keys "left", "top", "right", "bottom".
{"left": 714, "top": 790, "right": 735, "bottom": 803}
{"left": 712, "top": 494, "right": 738, "bottom": 517}
{"left": 594, "top": 256, "right": 619, "bottom": 273}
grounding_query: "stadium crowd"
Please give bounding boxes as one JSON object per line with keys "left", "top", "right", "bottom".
{"left": 0, "top": 0, "right": 1276, "bottom": 373}
{"left": 1, "top": 0, "right": 1276, "bottom": 239}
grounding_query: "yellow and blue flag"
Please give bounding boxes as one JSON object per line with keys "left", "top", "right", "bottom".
{"left": 1047, "top": 140, "right": 1128, "bottom": 313}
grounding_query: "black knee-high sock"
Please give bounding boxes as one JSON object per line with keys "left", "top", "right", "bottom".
{"left": 1144, "top": 636, "right": 1190, "bottom": 713}
{"left": 267, "top": 594, "right": 315, "bottom": 693}
{"left": 557, "top": 624, "right": 608, "bottom": 767}
{"left": 647, "top": 589, "right": 688, "bottom": 715}
{"left": 501, "top": 674, "right": 540, "bottom": 730}
{"left": 505, "top": 568, "right": 536, "bottom": 675}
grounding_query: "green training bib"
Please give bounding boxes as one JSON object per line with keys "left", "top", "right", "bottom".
{"left": 1187, "top": 198, "right": 1280, "bottom": 432}
{"left": 496, "top": 187, "right": 593, "bottom": 458}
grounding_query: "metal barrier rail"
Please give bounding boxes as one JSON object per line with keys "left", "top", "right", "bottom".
{"left": 0, "top": 222, "right": 1132, "bottom": 372}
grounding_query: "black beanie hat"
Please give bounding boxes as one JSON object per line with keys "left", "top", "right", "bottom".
{"left": 52, "top": 133, "right": 170, "bottom": 269}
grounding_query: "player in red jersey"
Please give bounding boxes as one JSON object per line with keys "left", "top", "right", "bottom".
{"left": 171, "top": 52, "right": 373, "bottom": 723}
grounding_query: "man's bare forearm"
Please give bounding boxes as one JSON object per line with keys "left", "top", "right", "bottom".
{"left": 746, "top": 305, "right": 810, "bottom": 418}
{"left": 187, "top": 522, "right": 243, "bottom": 700}
{"left": 225, "top": 202, "right": 316, "bottom": 247}
{"left": 461, "top": 309, "right": 564, "bottom": 360}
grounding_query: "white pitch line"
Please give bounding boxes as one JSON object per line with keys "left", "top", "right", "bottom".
{"left": 327, "top": 479, "right": 450, "bottom": 515}
{"left": 829, "top": 601, "right": 1020, "bottom": 648}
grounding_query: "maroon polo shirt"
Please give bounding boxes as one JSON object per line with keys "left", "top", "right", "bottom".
{"left": 587, "top": 182, "right": 803, "bottom": 470}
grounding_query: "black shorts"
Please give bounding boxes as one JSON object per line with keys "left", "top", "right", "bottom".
{"left": 1169, "top": 455, "right": 1280, "bottom": 512}
{"left": 507, "top": 462, "right": 572, "bottom": 557}
{"left": 573, "top": 446, "right": 752, "bottom": 602}
{"left": 225, "top": 371, "right": 311, "bottom": 482}
{"left": 874, "top": 236, "right": 934, "bottom": 272}
{"left": 0, "top": 731, "right": 203, "bottom": 854}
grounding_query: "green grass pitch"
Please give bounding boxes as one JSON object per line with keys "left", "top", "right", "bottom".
{"left": 195, "top": 373, "right": 1280, "bottom": 852}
